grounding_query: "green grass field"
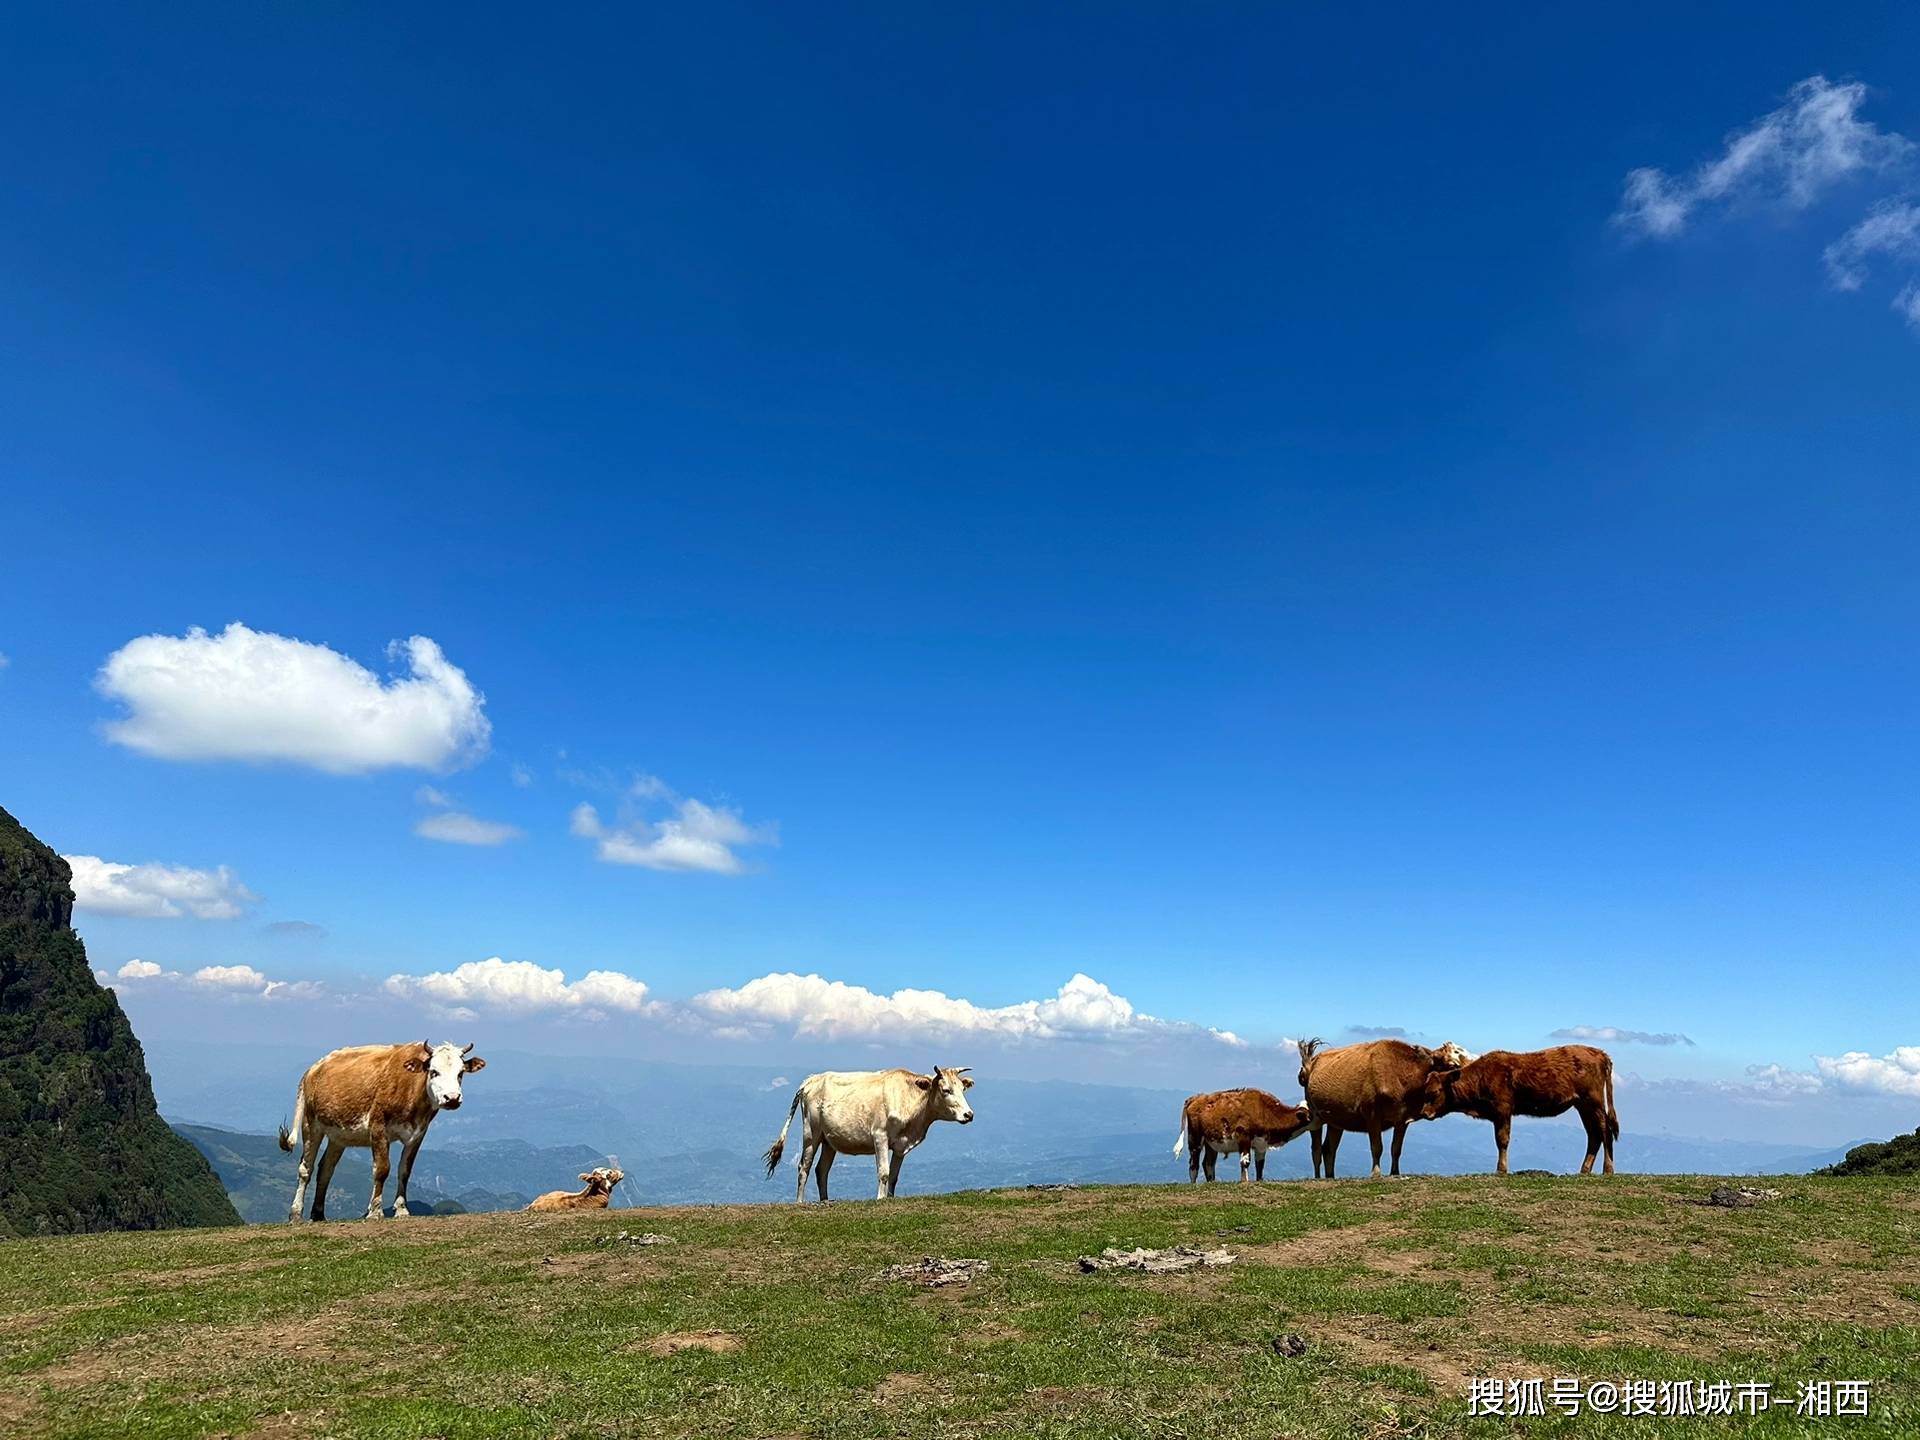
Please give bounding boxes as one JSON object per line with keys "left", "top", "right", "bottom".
{"left": 2, "top": 1175, "right": 1915, "bottom": 1438}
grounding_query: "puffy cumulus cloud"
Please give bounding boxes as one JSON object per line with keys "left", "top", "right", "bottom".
{"left": 1615, "top": 76, "right": 1911, "bottom": 238}
{"left": 384, "top": 957, "right": 661, "bottom": 1018}
{"left": 691, "top": 971, "right": 1246, "bottom": 1048}
{"left": 1815, "top": 1046, "right": 1920, "bottom": 1099}
{"left": 65, "top": 854, "right": 258, "bottom": 920}
{"left": 117, "top": 958, "right": 165, "bottom": 979}
{"left": 1552, "top": 1025, "right": 1695, "bottom": 1047}
{"left": 96, "top": 623, "right": 490, "bottom": 774}
{"left": 570, "top": 788, "right": 776, "bottom": 875}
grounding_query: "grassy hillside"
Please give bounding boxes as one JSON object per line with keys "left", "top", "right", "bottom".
{"left": 0, "top": 806, "right": 238, "bottom": 1237}
{"left": 1820, "top": 1127, "right": 1920, "bottom": 1177}
{"left": 1, "top": 1174, "right": 1915, "bottom": 1438}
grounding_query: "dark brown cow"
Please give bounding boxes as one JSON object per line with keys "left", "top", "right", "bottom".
{"left": 278, "top": 1041, "right": 486, "bottom": 1222}
{"left": 1173, "top": 1088, "right": 1320, "bottom": 1183}
{"left": 1419, "top": 1045, "right": 1619, "bottom": 1175}
{"left": 527, "top": 1166, "right": 625, "bottom": 1212}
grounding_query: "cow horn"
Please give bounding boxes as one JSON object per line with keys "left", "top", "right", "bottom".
{"left": 461, "top": 1041, "right": 475, "bottom": 1056}
{"left": 956, "top": 1067, "right": 972, "bottom": 1074}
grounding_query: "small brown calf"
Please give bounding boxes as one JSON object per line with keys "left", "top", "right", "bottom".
{"left": 1173, "top": 1088, "right": 1319, "bottom": 1183}
{"left": 1419, "top": 1045, "right": 1619, "bottom": 1175}
{"left": 527, "top": 1166, "right": 625, "bottom": 1212}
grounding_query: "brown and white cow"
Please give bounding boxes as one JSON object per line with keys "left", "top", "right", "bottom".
{"left": 527, "top": 1166, "right": 625, "bottom": 1212}
{"left": 763, "top": 1065, "right": 974, "bottom": 1202}
{"left": 1296, "top": 1037, "right": 1455, "bottom": 1178}
{"left": 1419, "top": 1045, "right": 1619, "bottom": 1175}
{"left": 1172, "top": 1088, "right": 1320, "bottom": 1183}
{"left": 277, "top": 1041, "right": 486, "bottom": 1222}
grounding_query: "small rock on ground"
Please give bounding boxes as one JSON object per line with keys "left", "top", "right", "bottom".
{"left": 880, "top": 1257, "right": 991, "bottom": 1287}
{"left": 1079, "top": 1246, "right": 1236, "bottom": 1274}
{"left": 1704, "top": 1185, "right": 1781, "bottom": 1208}
{"left": 1272, "top": 1333, "right": 1310, "bottom": 1357}
{"left": 597, "top": 1230, "right": 676, "bottom": 1246}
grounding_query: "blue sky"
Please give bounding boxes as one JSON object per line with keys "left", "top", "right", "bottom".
{"left": 3, "top": 5, "right": 1917, "bottom": 1138}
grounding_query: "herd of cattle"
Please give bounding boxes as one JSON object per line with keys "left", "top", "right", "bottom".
{"left": 274, "top": 1037, "right": 1619, "bottom": 1221}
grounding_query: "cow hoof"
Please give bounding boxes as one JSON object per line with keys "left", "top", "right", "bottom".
{"left": 393, "top": 1204, "right": 410, "bottom": 1218}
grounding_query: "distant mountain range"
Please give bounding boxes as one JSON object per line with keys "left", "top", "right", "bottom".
{"left": 163, "top": 1045, "right": 1874, "bottom": 1219}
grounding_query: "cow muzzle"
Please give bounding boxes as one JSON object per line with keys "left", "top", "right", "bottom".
{"left": 440, "top": 1096, "right": 463, "bottom": 1111}
{"left": 958, "top": 1112, "right": 974, "bottom": 1124}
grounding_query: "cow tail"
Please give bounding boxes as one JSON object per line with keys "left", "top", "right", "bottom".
{"left": 1171, "top": 1103, "right": 1188, "bottom": 1156}
{"left": 1604, "top": 1059, "right": 1620, "bottom": 1143}
{"left": 277, "top": 1075, "right": 307, "bottom": 1153}
{"left": 763, "top": 1087, "right": 803, "bottom": 1176}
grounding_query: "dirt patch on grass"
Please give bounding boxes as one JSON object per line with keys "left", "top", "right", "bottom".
{"left": 0, "top": 1299, "right": 116, "bottom": 1335}
{"left": 639, "top": 1330, "right": 742, "bottom": 1356}
{"left": 872, "top": 1372, "right": 938, "bottom": 1403}
{"left": 0, "top": 1391, "right": 42, "bottom": 1431}
{"left": 33, "top": 1300, "right": 398, "bottom": 1392}
{"left": 127, "top": 1257, "right": 286, "bottom": 1290}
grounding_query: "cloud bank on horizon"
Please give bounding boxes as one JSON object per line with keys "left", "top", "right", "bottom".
{"left": 1616, "top": 74, "right": 1920, "bottom": 333}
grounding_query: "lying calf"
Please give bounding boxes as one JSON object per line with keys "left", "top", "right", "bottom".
{"left": 527, "top": 1166, "right": 625, "bottom": 1212}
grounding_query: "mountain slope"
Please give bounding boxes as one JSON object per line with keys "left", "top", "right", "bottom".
{"left": 0, "top": 806, "right": 238, "bottom": 1237}
{"left": 1819, "top": 1126, "right": 1920, "bottom": 1177}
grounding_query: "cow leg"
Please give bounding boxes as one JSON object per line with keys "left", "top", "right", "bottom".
{"left": 794, "top": 1139, "right": 819, "bottom": 1204}
{"left": 393, "top": 1134, "right": 426, "bottom": 1217}
{"left": 887, "top": 1148, "right": 906, "bottom": 1198}
{"left": 1253, "top": 1137, "right": 1269, "bottom": 1181}
{"left": 1323, "top": 1127, "right": 1343, "bottom": 1179}
{"left": 1577, "top": 1107, "right": 1602, "bottom": 1175}
{"left": 366, "top": 1134, "right": 391, "bottom": 1220}
{"left": 873, "top": 1137, "right": 892, "bottom": 1200}
{"left": 1496, "top": 1117, "right": 1514, "bottom": 1175}
{"left": 815, "top": 1145, "right": 835, "bottom": 1202}
{"left": 1187, "top": 1131, "right": 1201, "bottom": 1183}
{"left": 1201, "top": 1145, "right": 1218, "bottom": 1182}
{"left": 1366, "top": 1128, "right": 1386, "bottom": 1178}
{"left": 1311, "top": 1126, "right": 1325, "bottom": 1179}
{"left": 1389, "top": 1122, "right": 1408, "bottom": 1176}
{"left": 311, "top": 1139, "right": 345, "bottom": 1221}
{"left": 288, "top": 1131, "right": 323, "bottom": 1223}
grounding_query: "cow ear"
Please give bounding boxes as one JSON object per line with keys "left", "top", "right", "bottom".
{"left": 403, "top": 1059, "right": 423, "bottom": 1072}
{"left": 463, "top": 1055, "right": 486, "bottom": 1073}
{"left": 913, "top": 1076, "right": 933, "bottom": 1091}
{"left": 961, "top": 1076, "right": 974, "bottom": 1089}
{"left": 579, "top": 1172, "right": 595, "bottom": 1183}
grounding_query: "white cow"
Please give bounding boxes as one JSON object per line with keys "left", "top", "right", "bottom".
{"left": 763, "top": 1066, "right": 974, "bottom": 1202}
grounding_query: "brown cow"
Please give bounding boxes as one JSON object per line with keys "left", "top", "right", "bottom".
{"left": 1173, "top": 1088, "right": 1320, "bottom": 1183}
{"left": 278, "top": 1041, "right": 486, "bottom": 1222}
{"left": 1296, "top": 1037, "right": 1454, "bottom": 1178}
{"left": 527, "top": 1166, "right": 625, "bottom": 1212}
{"left": 1419, "top": 1045, "right": 1619, "bottom": 1175}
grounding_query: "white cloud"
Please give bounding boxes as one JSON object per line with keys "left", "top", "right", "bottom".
{"left": 1552, "top": 1025, "right": 1695, "bottom": 1047}
{"left": 691, "top": 970, "right": 1245, "bottom": 1048}
{"left": 413, "top": 786, "right": 521, "bottom": 846}
{"left": 415, "top": 811, "right": 523, "bottom": 847}
{"left": 384, "top": 956, "right": 661, "bottom": 1018}
{"left": 96, "top": 623, "right": 490, "bottom": 774}
{"left": 1815, "top": 1046, "right": 1920, "bottom": 1099}
{"left": 117, "top": 958, "right": 164, "bottom": 979}
{"left": 193, "top": 964, "right": 270, "bottom": 991}
{"left": 570, "top": 789, "right": 776, "bottom": 875}
{"left": 1823, "top": 199, "right": 1920, "bottom": 288}
{"left": 1616, "top": 76, "right": 1911, "bottom": 238}
{"left": 0, "top": 651, "right": 9, "bottom": 670}
{"left": 65, "top": 854, "right": 258, "bottom": 920}
{"left": 510, "top": 763, "right": 533, "bottom": 788}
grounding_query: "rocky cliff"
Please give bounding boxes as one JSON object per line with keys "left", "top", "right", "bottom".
{"left": 0, "top": 805, "right": 240, "bottom": 1236}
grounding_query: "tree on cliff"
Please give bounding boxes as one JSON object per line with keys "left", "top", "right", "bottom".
{"left": 0, "top": 805, "right": 239, "bottom": 1236}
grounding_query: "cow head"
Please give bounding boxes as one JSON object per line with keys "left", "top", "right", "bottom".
{"left": 579, "top": 1166, "right": 624, "bottom": 1194}
{"left": 1418, "top": 1061, "right": 1463, "bottom": 1121}
{"left": 405, "top": 1040, "right": 487, "bottom": 1110}
{"left": 915, "top": 1065, "right": 975, "bottom": 1124}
